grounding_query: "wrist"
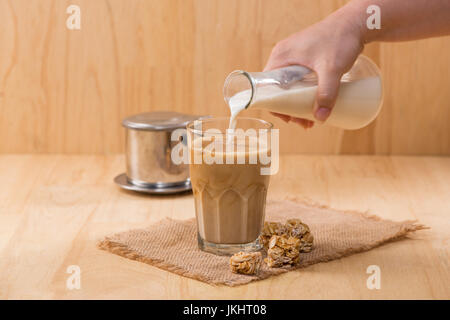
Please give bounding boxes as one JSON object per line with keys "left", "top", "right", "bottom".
{"left": 332, "top": 1, "right": 377, "bottom": 47}
{"left": 326, "top": 8, "right": 366, "bottom": 48}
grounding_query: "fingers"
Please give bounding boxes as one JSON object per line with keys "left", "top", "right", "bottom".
{"left": 270, "top": 112, "right": 314, "bottom": 129}
{"left": 291, "top": 118, "right": 315, "bottom": 129}
{"left": 264, "top": 40, "right": 293, "bottom": 72}
{"left": 269, "top": 68, "right": 342, "bottom": 123}
{"left": 270, "top": 112, "right": 291, "bottom": 123}
{"left": 313, "top": 69, "right": 341, "bottom": 122}
{"left": 263, "top": 46, "right": 281, "bottom": 72}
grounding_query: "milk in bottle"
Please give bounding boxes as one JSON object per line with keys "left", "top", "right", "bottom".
{"left": 224, "top": 55, "right": 383, "bottom": 130}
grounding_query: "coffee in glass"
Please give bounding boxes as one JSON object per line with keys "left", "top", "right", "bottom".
{"left": 187, "top": 117, "right": 273, "bottom": 255}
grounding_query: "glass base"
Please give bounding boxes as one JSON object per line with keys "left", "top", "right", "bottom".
{"left": 197, "top": 233, "right": 262, "bottom": 256}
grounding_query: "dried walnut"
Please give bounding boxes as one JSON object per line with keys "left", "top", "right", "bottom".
{"left": 265, "top": 235, "right": 301, "bottom": 268}
{"left": 259, "top": 221, "right": 287, "bottom": 249}
{"left": 285, "top": 219, "right": 314, "bottom": 253}
{"left": 230, "top": 251, "right": 262, "bottom": 275}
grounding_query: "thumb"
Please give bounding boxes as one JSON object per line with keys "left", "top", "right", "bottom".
{"left": 313, "top": 70, "right": 341, "bottom": 122}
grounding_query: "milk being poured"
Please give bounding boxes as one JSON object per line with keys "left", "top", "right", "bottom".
{"left": 228, "top": 89, "right": 251, "bottom": 130}
{"left": 224, "top": 55, "right": 383, "bottom": 130}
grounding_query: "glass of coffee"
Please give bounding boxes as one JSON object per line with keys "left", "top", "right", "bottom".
{"left": 187, "top": 117, "right": 273, "bottom": 255}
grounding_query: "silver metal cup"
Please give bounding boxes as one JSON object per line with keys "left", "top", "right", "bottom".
{"left": 119, "top": 111, "right": 203, "bottom": 193}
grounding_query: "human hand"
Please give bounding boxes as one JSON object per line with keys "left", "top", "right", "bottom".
{"left": 264, "top": 11, "right": 364, "bottom": 128}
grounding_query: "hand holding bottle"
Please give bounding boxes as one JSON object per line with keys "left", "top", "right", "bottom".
{"left": 265, "top": 0, "right": 450, "bottom": 128}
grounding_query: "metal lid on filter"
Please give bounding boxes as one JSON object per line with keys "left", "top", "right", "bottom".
{"left": 122, "top": 111, "right": 201, "bottom": 131}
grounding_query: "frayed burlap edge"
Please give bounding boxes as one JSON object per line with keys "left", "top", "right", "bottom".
{"left": 97, "top": 224, "right": 288, "bottom": 287}
{"left": 97, "top": 225, "right": 223, "bottom": 285}
{"left": 97, "top": 197, "right": 429, "bottom": 287}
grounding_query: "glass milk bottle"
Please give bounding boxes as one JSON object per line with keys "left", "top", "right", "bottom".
{"left": 223, "top": 55, "right": 383, "bottom": 130}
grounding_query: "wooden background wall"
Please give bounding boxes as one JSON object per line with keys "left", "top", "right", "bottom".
{"left": 0, "top": 0, "right": 449, "bottom": 155}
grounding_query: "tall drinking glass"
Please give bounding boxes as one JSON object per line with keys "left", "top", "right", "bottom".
{"left": 187, "top": 117, "right": 273, "bottom": 255}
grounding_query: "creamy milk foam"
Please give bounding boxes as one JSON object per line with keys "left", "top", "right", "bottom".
{"left": 228, "top": 77, "right": 382, "bottom": 130}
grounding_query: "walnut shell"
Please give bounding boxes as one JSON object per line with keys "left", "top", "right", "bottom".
{"left": 230, "top": 251, "right": 262, "bottom": 275}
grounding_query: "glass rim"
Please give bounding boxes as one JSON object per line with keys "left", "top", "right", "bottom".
{"left": 186, "top": 116, "right": 273, "bottom": 135}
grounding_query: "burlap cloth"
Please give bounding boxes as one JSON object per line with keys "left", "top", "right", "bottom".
{"left": 98, "top": 198, "right": 426, "bottom": 286}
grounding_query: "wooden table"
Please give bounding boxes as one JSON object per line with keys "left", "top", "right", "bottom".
{"left": 0, "top": 155, "right": 449, "bottom": 299}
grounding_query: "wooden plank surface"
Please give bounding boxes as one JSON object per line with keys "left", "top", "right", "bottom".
{"left": 0, "top": 0, "right": 449, "bottom": 154}
{"left": 0, "top": 154, "right": 448, "bottom": 299}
